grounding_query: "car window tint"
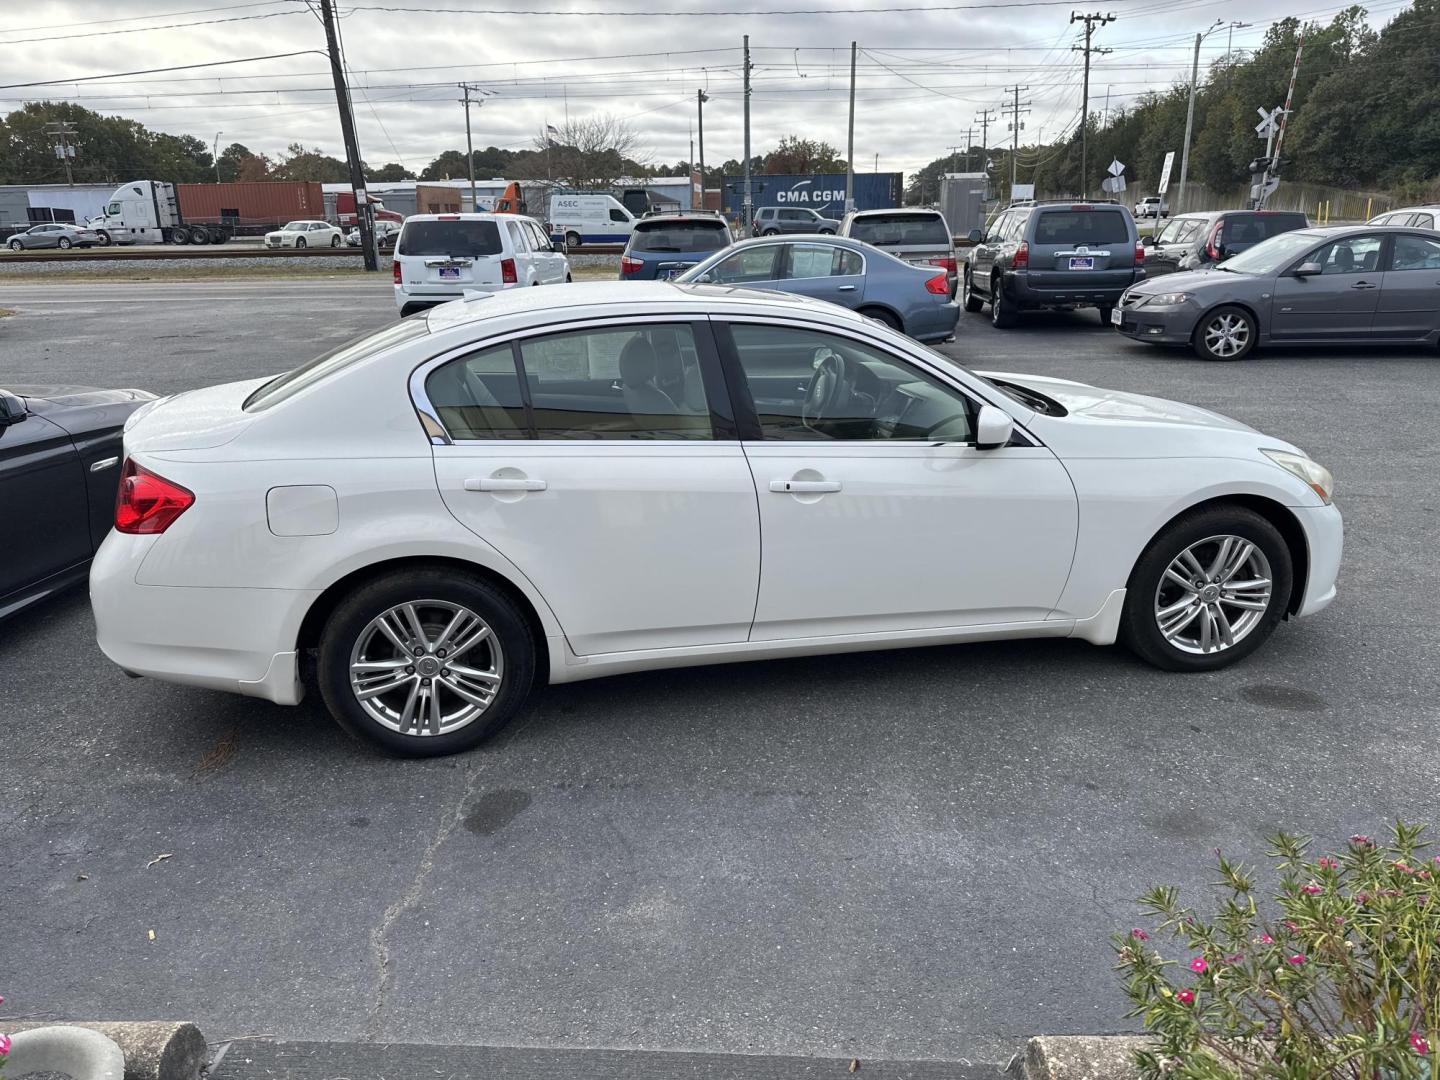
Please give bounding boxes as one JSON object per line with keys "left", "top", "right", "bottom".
{"left": 1390, "top": 234, "right": 1440, "bottom": 271}
{"left": 1006, "top": 213, "right": 1029, "bottom": 241}
{"left": 630, "top": 222, "right": 729, "bottom": 252}
{"left": 399, "top": 220, "right": 502, "bottom": 257}
{"left": 706, "top": 245, "right": 781, "bottom": 283}
{"left": 608, "top": 208, "right": 628, "bottom": 223}
{"left": 425, "top": 343, "right": 529, "bottom": 440}
{"left": 1155, "top": 218, "right": 1191, "bottom": 244}
{"left": 847, "top": 213, "right": 949, "bottom": 246}
{"left": 785, "top": 243, "right": 842, "bottom": 279}
{"left": 1415, "top": 213, "right": 1436, "bottom": 230}
{"left": 518, "top": 325, "right": 712, "bottom": 440}
{"left": 1314, "top": 235, "right": 1384, "bottom": 274}
{"left": 728, "top": 323, "right": 975, "bottom": 443}
{"left": 836, "top": 249, "right": 863, "bottom": 276}
{"left": 1032, "top": 210, "right": 1129, "bottom": 245}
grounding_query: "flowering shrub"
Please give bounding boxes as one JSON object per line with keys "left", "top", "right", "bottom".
{"left": 0, "top": 992, "right": 8, "bottom": 1076}
{"left": 1114, "top": 823, "right": 1439, "bottom": 1078}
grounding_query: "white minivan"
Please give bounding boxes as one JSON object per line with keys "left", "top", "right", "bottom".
{"left": 393, "top": 213, "right": 570, "bottom": 316}
{"left": 547, "top": 194, "right": 636, "bottom": 250}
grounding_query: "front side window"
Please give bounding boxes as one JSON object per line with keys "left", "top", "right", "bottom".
{"left": 1390, "top": 234, "right": 1440, "bottom": 271}
{"left": 608, "top": 208, "right": 628, "bottom": 223}
{"left": 703, "top": 245, "right": 781, "bottom": 284}
{"left": 727, "top": 323, "right": 974, "bottom": 443}
{"left": 1314, "top": 235, "right": 1383, "bottom": 274}
{"left": 1154, "top": 217, "right": 1193, "bottom": 244}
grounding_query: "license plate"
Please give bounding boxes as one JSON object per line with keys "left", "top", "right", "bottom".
{"left": 438, "top": 267, "right": 460, "bottom": 280}
{"left": 1069, "top": 257, "right": 1095, "bottom": 270}
{"left": 1111, "top": 306, "right": 1123, "bottom": 326}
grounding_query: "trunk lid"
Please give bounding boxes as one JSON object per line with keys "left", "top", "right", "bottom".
{"left": 122, "top": 378, "right": 265, "bottom": 451}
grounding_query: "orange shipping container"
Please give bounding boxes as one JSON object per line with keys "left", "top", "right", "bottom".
{"left": 176, "top": 181, "right": 325, "bottom": 226}
{"left": 414, "top": 184, "right": 463, "bottom": 215}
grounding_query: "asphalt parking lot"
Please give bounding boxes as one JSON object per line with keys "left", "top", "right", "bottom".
{"left": 2, "top": 278, "right": 1438, "bottom": 1067}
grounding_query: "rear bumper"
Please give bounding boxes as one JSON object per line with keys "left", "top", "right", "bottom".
{"left": 1003, "top": 270, "right": 1141, "bottom": 310}
{"left": 910, "top": 299, "right": 962, "bottom": 342}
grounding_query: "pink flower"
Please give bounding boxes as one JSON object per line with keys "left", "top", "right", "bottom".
{"left": 1357, "top": 892, "right": 1371, "bottom": 903}
{"left": 1190, "top": 957, "right": 1208, "bottom": 973}
{"left": 1177, "top": 989, "right": 1195, "bottom": 1005}
{"left": 1130, "top": 928, "right": 1149, "bottom": 941}
{"left": 1288, "top": 953, "right": 1306, "bottom": 965}
{"left": 1397, "top": 861, "right": 1413, "bottom": 874}
{"left": 1317, "top": 856, "right": 1338, "bottom": 870}
{"left": 1284, "top": 920, "right": 1299, "bottom": 932}
{"left": 1260, "top": 933, "right": 1274, "bottom": 944}
{"left": 1302, "top": 882, "right": 1322, "bottom": 895}
{"left": 0, "top": 1033, "right": 10, "bottom": 1056}
{"left": 1351, "top": 835, "right": 1374, "bottom": 847}
{"left": 1411, "top": 1031, "right": 1430, "bottom": 1056}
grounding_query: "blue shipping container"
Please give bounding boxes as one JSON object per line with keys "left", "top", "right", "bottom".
{"left": 721, "top": 172, "right": 902, "bottom": 217}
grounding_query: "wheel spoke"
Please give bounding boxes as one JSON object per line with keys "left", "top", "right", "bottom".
{"left": 1199, "top": 606, "right": 1214, "bottom": 652}
{"left": 1158, "top": 595, "right": 1196, "bottom": 621}
{"left": 1207, "top": 536, "right": 1236, "bottom": 580}
{"left": 1161, "top": 603, "right": 1202, "bottom": 640}
{"left": 432, "top": 608, "right": 471, "bottom": 654}
{"left": 375, "top": 612, "right": 411, "bottom": 653}
{"left": 1224, "top": 577, "right": 1270, "bottom": 594}
{"left": 401, "top": 603, "right": 429, "bottom": 651}
{"left": 1218, "top": 540, "right": 1254, "bottom": 584}
{"left": 446, "top": 662, "right": 501, "bottom": 684}
{"left": 351, "top": 658, "right": 411, "bottom": 673}
{"left": 1179, "top": 549, "right": 1207, "bottom": 580}
{"left": 448, "top": 623, "right": 492, "bottom": 660}
{"left": 397, "top": 679, "right": 421, "bottom": 731}
{"left": 1164, "top": 568, "right": 1198, "bottom": 592}
{"left": 426, "top": 683, "right": 442, "bottom": 735}
{"left": 1221, "top": 596, "right": 1269, "bottom": 611}
{"left": 355, "top": 671, "right": 413, "bottom": 700}
{"left": 439, "top": 674, "right": 494, "bottom": 708}
{"left": 1212, "top": 603, "right": 1235, "bottom": 647}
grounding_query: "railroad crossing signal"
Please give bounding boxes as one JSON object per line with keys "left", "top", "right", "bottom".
{"left": 1255, "top": 106, "right": 1282, "bottom": 139}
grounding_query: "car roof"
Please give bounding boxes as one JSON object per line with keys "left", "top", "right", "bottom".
{"left": 633, "top": 214, "right": 728, "bottom": 227}
{"left": 425, "top": 280, "right": 871, "bottom": 334}
{"left": 848, "top": 207, "right": 942, "bottom": 217}
{"left": 403, "top": 213, "right": 533, "bottom": 223}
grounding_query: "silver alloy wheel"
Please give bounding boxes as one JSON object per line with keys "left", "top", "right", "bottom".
{"left": 1203, "top": 312, "right": 1250, "bottom": 357}
{"left": 1153, "top": 534, "right": 1273, "bottom": 655}
{"left": 348, "top": 599, "right": 504, "bottom": 736}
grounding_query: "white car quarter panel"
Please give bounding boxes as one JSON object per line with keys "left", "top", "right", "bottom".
{"left": 743, "top": 441, "right": 1078, "bottom": 639}
{"left": 432, "top": 442, "right": 761, "bottom": 656}
{"left": 266, "top": 485, "right": 338, "bottom": 536}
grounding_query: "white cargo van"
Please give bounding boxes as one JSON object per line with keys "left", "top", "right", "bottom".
{"left": 547, "top": 194, "right": 636, "bottom": 249}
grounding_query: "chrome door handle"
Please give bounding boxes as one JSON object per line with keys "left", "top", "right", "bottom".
{"left": 836, "top": 284, "right": 857, "bottom": 292}
{"left": 464, "top": 477, "right": 546, "bottom": 492}
{"left": 1351, "top": 281, "right": 1377, "bottom": 289}
{"left": 769, "top": 479, "right": 841, "bottom": 494}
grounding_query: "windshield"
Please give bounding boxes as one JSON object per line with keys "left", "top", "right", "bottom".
{"left": 630, "top": 221, "right": 730, "bottom": 253}
{"left": 1216, "top": 230, "right": 1322, "bottom": 274}
{"left": 282, "top": 221, "right": 308, "bottom": 231}
{"left": 398, "top": 220, "right": 502, "bottom": 257}
{"left": 243, "top": 319, "right": 430, "bottom": 411}
{"left": 848, "top": 213, "right": 949, "bottom": 246}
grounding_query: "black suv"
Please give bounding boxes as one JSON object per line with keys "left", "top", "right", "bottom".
{"left": 962, "top": 201, "right": 1144, "bottom": 327}
{"left": 1142, "top": 209, "right": 1309, "bottom": 277}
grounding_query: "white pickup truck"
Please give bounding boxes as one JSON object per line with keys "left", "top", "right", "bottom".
{"left": 1133, "top": 195, "right": 1169, "bottom": 219}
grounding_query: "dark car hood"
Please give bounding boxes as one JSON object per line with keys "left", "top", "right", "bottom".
{"left": 1130, "top": 267, "right": 1250, "bottom": 293}
{"left": 13, "top": 385, "right": 155, "bottom": 414}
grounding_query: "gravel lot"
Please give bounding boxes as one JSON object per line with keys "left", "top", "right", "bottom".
{"left": 1, "top": 277, "right": 1436, "bottom": 1067}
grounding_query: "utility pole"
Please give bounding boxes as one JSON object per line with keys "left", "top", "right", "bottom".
{"left": 743, "top": 34, "right": 754, "bottom": 233}
{"left": 213, "top": 131, "right": 224, "bottom": 183}
{"left": 459, "top": 82, "right": 484, "bottom": 214}
{"left": 318, "top": 0, "right": 376, "bottom": 270}
{"left": 697, "top": 89, "right": 709, "bottom": 207}
{"left": 845, "top": 41, "right": 857, "bottom": 212}
{"left": 1070, "top": 11, "right": 1115, "bottom": 199}
{"left": 1177, "top": 19, "right": 1223, "bottom": 217}
{"left": 44, "top": 121, "right": 77, "bottom": 186}
{"left": 975, "top": 108, "right": 996, "bottom": 197}
{"left": 1003, "top": 86, "right": 1031, "bottom": 199}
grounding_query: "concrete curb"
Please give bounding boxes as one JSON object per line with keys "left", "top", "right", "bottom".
{"left": 3, "top": 1021, "right": 206, "bottom": 1080}
{"left": 1011, "top": 1036, "right": 1148, "bottom": 1080}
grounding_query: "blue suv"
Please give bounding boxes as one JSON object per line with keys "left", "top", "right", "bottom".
{"left": 619, "top": 213, "right": 733, "bottom": 280}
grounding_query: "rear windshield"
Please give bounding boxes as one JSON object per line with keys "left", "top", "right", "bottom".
{"left": 848, "top": 213, "right": 950, "bottom": 246}
{"left": 398, "top": 220, "right": 502, "bottom": 257}
{"left": 1221, "top": 213, "right": 1308, "bottom": 245}
{"left": 243, "top": 319, "right": 430, "bottom": 411}
{"left": 630, "top": 221, "right": 730, "bottom": 252}
{"left": 1032, "top": 210, "right": 1130, "bottom": 245}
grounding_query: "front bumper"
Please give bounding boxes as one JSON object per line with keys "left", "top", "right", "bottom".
{"left": 1293, "top": 502, "right": 1343, "bottom": 618}
{"left": 1113, "top": 295, "right": 1200, "bottom": 344}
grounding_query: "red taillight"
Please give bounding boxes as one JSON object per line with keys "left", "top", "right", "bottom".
{"left": 924, "top": 272, "right": 949, "bottom": 295}
{"left": 1205, "top": 221, "right": 1223, "bottom": 260}
{"left": 500, "top": 257, "right": 517, "bottom": 284}
{"left": 1013, "top": 240, "right": 1029, "bottom": 269}
{"left": 115, "top": 458, "right": 194, "bottom": 535}
{"left": 1134, "top": 240, "right": 1145, "bottom": 264}
{"left": 619, "top": 254, "right": 644, "bottom": 275}
{"left": 927, "top": 256, "right": 958, "bottom": 272}
{"left": 392, "top": 259, "right": 401, "bottom": 284}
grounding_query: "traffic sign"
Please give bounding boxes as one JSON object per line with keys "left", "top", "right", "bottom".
{"left": 1157, "top": 151, "right": 1176, "bottom": 195}
{"left": 1107, "top": 158, "right": 1125, "bottom": 177}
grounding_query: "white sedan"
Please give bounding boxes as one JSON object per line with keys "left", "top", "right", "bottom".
{"left": 264, "top": 220, "right": 343, "bottom": 249}
{"left": 91, "top": 283, "right": 1342, "bottom": 757}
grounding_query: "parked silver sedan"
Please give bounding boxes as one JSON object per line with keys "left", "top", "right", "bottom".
{"left": 676, "top": 234, "right": 960, "bottom": 343}
{"left": 1114, "top": 225, "right": 1440, "bottom": 360}
{"left": 6, "top": 223, "right": 103, "bottom": 250}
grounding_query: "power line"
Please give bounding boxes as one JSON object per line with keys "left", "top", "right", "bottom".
{"left": 0, "top": 1, "right": 300, "bottom": 35}
{"left": 344, "top": 0, "right": 1136, "bottom": 14}
{"left": 0, "top": 52, "right": 320, "bottom": 90}
{"left": 0, "top": 9, "right": 307, "bottom": 46}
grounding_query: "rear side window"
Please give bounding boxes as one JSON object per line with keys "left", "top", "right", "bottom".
{"left": 1223, "top": 214, "right": 1308, "bottom": 245}
{"left": 398, "top": 220, "right": 502, "bottom": 257}
{"left": 245, "top": 319, "right": 430, "bottom": 411}
{"left": 1032, "top": 210, "right": 1130, "bottom": 245}
{"left": 631, "top": 222, "right": 730, "bottom": 252}
{"left": 849, "top": 213, "right": 950, "bottom": 246}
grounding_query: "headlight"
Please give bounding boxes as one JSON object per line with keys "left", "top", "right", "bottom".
{"left": 1147, "top": 291, "right": 1191, "bottom": 306}
{"left": 1263, "top": 448, "right": 1334, "bottom": 504}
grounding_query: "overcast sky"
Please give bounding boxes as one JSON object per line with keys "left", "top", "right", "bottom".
{"left": 0, "top": 0, "right": 1408, "bottom": 181}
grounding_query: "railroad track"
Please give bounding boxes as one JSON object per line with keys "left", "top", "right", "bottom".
{"left": 0, "top": 243, "right": 625, "bottom": 264}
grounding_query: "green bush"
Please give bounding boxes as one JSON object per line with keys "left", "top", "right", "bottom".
{"left": 1114, "top": 823, "right": 1439, "bottom": 1078}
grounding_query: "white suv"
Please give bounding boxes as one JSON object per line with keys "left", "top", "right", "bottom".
{"left": 1134, "top": 196, "right": 1169, "bottom": 219}
{"left": 393, "top": 213, "right": 571, "bottom": 316}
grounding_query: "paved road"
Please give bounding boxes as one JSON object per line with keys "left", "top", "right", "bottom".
{"left": 2, "top": 279, "right": 1437, "bottom": 1067}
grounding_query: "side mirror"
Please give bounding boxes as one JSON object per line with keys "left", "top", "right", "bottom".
{"left": 1142, "top": 234, "right": 1156, "bottom": 246}
{"left": 0, "top": 389, "right": 27, "bottom": 427}
{"left": 974, "top": 404, "right": 1013, "bottom": 450}
{"left": 1294, "top": 261, "right": 1323, "bottom": 277}
{"left": 967, "top": 227, "right": 983, "bottom": 243}
{"left": 552, "top": 240, "right": 567, "bottom": 253}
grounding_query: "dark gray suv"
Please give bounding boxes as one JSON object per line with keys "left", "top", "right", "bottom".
{"left": 962, "top": 201, "right": 1144, "bottom": 327}
{"left": 753, "top": 206, "right": 841, "bottom": 236}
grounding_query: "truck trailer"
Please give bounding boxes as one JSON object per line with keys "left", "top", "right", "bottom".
{"left": 88, "top": 180, "right": 327, "bottom": 244}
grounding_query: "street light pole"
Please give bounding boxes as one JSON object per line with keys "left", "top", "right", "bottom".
{"left": 1176, "top": 19, "right": 1223, "bottom": 216}
{"left": 697, "top": 89, "right": 709, "bottom": 209}
{"left": 213, "top": 131, "right": 223, "bottom": 183}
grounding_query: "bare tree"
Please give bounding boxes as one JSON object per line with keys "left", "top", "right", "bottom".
{"left": 534, "top": 114, "right": 650, "bottom": 189}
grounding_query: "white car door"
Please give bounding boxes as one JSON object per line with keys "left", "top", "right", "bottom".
{"left": 503, "top": 220, "right": 534, "bottom": 283}
{"left": 720, "top": 319, "right": 1079, "bottom": 639}
{"left": 422, "top": 318, "right": 760, "bottom": 656}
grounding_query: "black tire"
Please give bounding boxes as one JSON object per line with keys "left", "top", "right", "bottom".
{"left": 1120, "top": 504, "right": 1293, "bottom": 673}
{"left": 317, "top": 568, "right": 537, "bottom": 757}
{"left": 189, "top": 228, "right": 209, "bottom": 245}
{"left": 295, "top": 236, "right": 306, "bottom": 249}
{"left": 96, "top": 231, "right": 111, "bottom": 246}
{"left": 330, "top": 234, "right": 340, "bottom": 247}
{"left": 1098, "top": 305, "right": 1114, "bottom": 327}
{"left": 961, "top": 267, "right": 984, "bottom": 312}
{"left": 990, "top": 276, "right": 1017, "bottom": 328}
{"left": 1193, "top": 304, "right": 1256, "bottom": 361}
{"left": 57, "top": 237, "right": 72, "bottom": 250}
{"left": 819, "top": 228, "right": 835, "bottom": 235}
{"left": 762, "top": 228, "right": 780, "bottom": 236}
{"left": 171, "top": 227, "right": 190, "bottom": 245}
{"left": 565, "top": 274, "right": 573, "bottom": 283}
{"left": 861, "top": 306, "right": 903, "bottom": 332}
{"left": 565, "top": 231, "right": 581, "bottom": 251}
